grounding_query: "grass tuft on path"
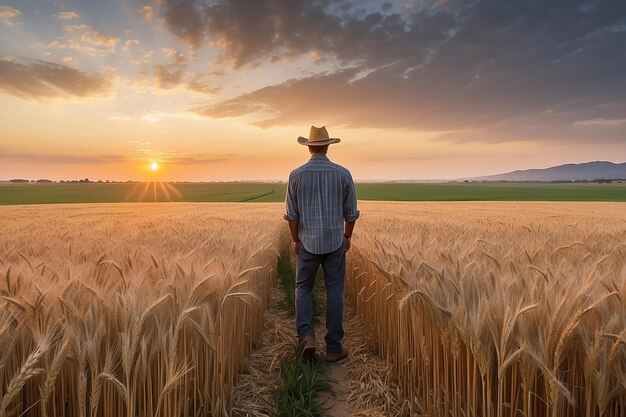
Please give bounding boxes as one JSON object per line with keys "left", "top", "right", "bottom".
{"left": 272, "top": 237, "right": 333, "bottom": 417}
{"left": 272, "top": 345, "right": 334, "bottom": 417}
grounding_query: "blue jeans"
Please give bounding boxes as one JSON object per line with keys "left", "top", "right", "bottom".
{"left": 295, "top": 240, "right": 346, "bottom": 353}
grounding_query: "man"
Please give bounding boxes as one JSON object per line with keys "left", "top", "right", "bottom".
{"left": 283, "top": 125, "right": 360, "bottom": 363}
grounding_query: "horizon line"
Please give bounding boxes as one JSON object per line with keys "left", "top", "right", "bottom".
{"left": 2, "top": 178, "right": 624, "bottom": 184}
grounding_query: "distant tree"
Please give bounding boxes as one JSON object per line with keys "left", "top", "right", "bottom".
{"left": 36, "top": 179, "right": 53, "bottom": 183}
{"left": 9, "top": 179, "right": 29, "bottom": 183}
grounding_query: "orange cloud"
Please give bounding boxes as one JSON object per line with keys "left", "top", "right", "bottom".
{"left": 0, "top": 5, "right": 21, "bottom": 25}
{"left": 186, "top": 72, "right": 222, "bottom": 96}
{"left": 0, "top": 152, "right": 125, "bottom": 164}
{"left": 55, "top": 11, "right": 79, "bottom": 20}
{"left": 50, "top": 24, "right": 118, "bottom": 55}
{"left": 135, "top": 5, "right": 154, "bottom": 22}
{"left": 81, "top": 30, "right": 119, "bottom": 49}
{"left": 63, "top": 24, "right": 89, "bottom": 32}
{"left": 123, "top": 39, "right": 140, "bottom": 50}
{"left": 0, "top": 56, "right": 113, "bottom": 102}
{"left": 48, "top": 37, "right": 101, "bottom": 55}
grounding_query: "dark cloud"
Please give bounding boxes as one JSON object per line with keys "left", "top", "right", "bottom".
{"left": 0, "top": 152, "right": 126, "bottom": 164}
{"left": 182, "top": 0, "right": 626, "bottom": 143}
{"left": 0, "top": 57, "right": 113, "bottom": 101}
{"left": 202, "top": 0, "right": 456, "bottom": 69}
{"left": 161, "top": 0, "right": 206, "bottom": 51}
{"left": 155, "top": 0, "right": 456, "bottom": 67}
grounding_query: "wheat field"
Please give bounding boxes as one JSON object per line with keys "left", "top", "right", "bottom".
{"left": 1, "top": 202, "right": 625, "bottom": 417}
{"left": 0, "top": 203, "right": 281, "bottom": 417}
{"left": 347, "top": 202, "right": 626, "bottom": 417}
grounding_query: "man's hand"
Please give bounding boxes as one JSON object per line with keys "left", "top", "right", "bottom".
{"left": 293, "top": 240, "right": 302, "bottom": 257}
{"left": 344, "top": 221, "right": 355, "bottom": 253}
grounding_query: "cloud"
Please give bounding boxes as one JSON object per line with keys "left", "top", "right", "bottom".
{"left": 154, "top": 49, "right": 186, "bottom": 89}
{"left": 129, "top": 50, "right": 153, "bottom": 66}
{"left": 50, "top": 25, "right": 119, "bottom": 55}
{"left": 0, "top": 152, "right": 126, "bottom": 164}
{"left": 55, "top": 11, "right": 79, "bottom": 20}
{"left": 80, "top": 30, "right": 119, "bottom": 49}
{"left": 0, "top": 56, "right": 113, "bottom": 101}
{"left": 48, "top": 37, "right": 102, "bottom": 55}
{"left": 162, "top": 155, "right": 234, "bottom": 165}
{"left": 127, "top": 140, "right": 234, "bottom": 164}
{"left": 161, "top": 0, "right": 206, "bottom": 51}
{"left": 0, "top": 5, "right": 19, "bottom": 17}
{"left": 122, "top": 39, "right": 140, "bottom": 53}
{"left": 573, "top": 118, "right": 626, "bottom": 127}
{"left": 63, "top": 24, "right": 89, "bottom": 32}
{"left": 0, "top": 5, "right": 21, "bottom": 25}
{"left": 186, "top": 72, "right": 222, "bottom": 95}
{"left": 157, "top": 0, "right": 455, "bottom": 68}
{"left": 135, "top": 5, "right": 154, "bottom": 22}
{"left": 186, "top": 0, "right": 626, "bottom": 144}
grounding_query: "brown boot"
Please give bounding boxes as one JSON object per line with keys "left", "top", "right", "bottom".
{"left": 300, "top": 335, "right": 316, "bottom": 359}
{"left": 325, "top": 347, "right": 349, "bottom": 363}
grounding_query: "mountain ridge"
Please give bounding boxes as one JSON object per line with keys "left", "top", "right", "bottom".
{"left": 470, "top": 161, "right": 626, "bottom": 181}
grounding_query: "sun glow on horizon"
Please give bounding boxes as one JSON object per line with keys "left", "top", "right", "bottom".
{"left": 150, "top": 162, "right": 159, "bottom": 171}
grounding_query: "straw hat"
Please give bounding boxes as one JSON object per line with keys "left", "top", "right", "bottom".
{"left": 297, "top": 126, "right": 341, "bottom": 146}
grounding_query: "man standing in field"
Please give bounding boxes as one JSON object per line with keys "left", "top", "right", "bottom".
{"left": 283, "top": 126, "right": 360, "bottom": 363}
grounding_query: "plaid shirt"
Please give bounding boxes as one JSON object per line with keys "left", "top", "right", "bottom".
{"left": 284, "top": 153, "right": 360, "bottom": 254}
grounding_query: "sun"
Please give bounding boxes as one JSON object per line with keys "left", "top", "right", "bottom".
{"left": 150, "top": 162, "right": 158, "bottom": 171}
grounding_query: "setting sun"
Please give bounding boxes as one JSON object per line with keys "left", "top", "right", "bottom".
{"left": 150, "top": 162, "right": 158, "bottom": 171}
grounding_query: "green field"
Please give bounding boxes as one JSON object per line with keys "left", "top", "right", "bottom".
{"left": 0, "top": 181, "right": 624, "bottom": 204}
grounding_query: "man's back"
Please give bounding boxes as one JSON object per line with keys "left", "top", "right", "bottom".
{"left": 285, "top": 125, "right": 357, "bottom": 363}
{"left": 284, "top": 153, "right": 359, "bottom": 254}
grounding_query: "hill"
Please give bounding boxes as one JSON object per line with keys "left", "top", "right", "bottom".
{"left": 471, "top": 161, "right": 626, "bottom": 181}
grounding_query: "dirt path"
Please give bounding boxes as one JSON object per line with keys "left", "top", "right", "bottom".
{"left": 232, "top": 283, "right": 412, "bottom": 417}
{"left": 319, "top": 362, "right": 349, "bottom": 416}
{"left": 314, "top": 317, "right": 349, "bottom": 417}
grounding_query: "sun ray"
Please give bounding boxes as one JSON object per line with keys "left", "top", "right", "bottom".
{"left": 123, "top": 182, "right": 144, "bottom": 202}
{"left": 138, "top": 182, "right": 151, "bottom": 202}
{"left": 163, "top": 182, "right": 183, "bottom": 200}
{"left": 152, "top": 182, "right": 157, "bottom": 202}
{"left": 158, "top": 182, "right": 171, "bottom": 201}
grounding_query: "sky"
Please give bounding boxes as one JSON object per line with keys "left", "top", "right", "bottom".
{"left": 0, "top": 0, "right": 625, "bottom": 181}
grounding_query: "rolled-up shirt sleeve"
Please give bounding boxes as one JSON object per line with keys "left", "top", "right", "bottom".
{"left": 283, "top": 173, "right": 299, "bottom": 221}
{"left": 343, "top": 172, "right": 360, "bottom": 222}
